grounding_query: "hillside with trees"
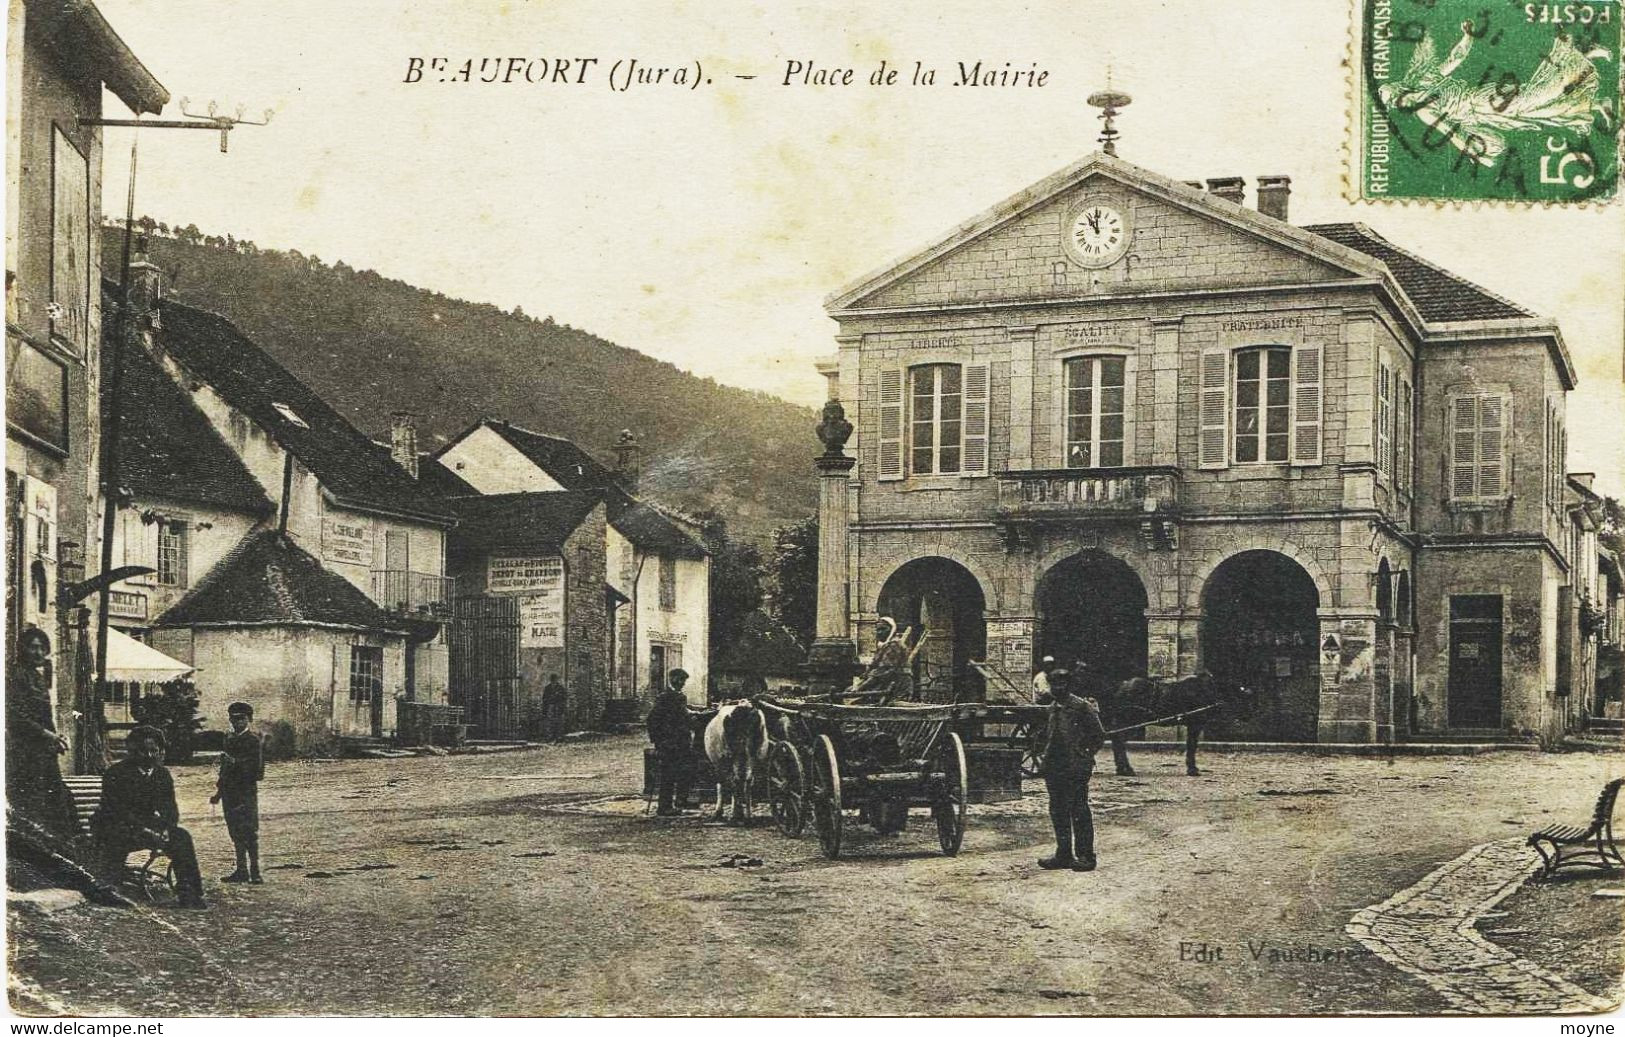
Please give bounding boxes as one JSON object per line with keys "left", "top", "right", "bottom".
{"left": 104, "top": 221, "right": 818, "bottom": 541}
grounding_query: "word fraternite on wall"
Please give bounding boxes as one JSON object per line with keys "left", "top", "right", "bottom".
{"left": 403, "top": 57, "right": 1052, "bottom": 93}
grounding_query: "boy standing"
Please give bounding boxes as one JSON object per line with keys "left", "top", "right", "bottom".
{"left": 210, "top": 702, "right": 264, "bottom": 884}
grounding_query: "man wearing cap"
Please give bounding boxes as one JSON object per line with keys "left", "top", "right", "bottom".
{"left": 1035, "top": 666, "right": 1108, "bottom": 872}
{"left": 210, "top": 702, "right": 265, "bottom": 884}
{"left": 647, "top": 668, "right": 696, "bottom": 816}
{"left": 93, "top": 725, "right": 207, "bottom": 908}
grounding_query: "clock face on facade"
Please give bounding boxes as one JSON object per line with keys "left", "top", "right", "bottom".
{"left": 1065, "top": 201, "right": 1132, "bottom": 268}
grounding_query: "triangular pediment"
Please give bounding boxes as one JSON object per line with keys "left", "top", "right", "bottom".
{"left": 826, "top": 152, "right": 1386, "bottom": 313}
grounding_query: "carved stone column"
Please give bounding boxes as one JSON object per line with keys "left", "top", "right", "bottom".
{"left": 806, "top": 399, "right": 859, "bottom": 695}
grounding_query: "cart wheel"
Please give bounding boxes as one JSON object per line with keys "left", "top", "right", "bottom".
{"left": 767, "top": 741, "right": 807, "bottom": 838}
{"left": 933, "top": 731, "right": 968, "bottom": 856}
{"left": 810, "top": 735, "right": 842, "bottom": 860}
{"left": 1020, "top": 726, "right": 1047, "bottom": 779}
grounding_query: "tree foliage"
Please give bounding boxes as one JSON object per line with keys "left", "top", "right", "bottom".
{"left": 770, "top": 515, "right": 818, "bottom": 649}
{"left": 695, "top": 510, "right": 764, "bottom": 659}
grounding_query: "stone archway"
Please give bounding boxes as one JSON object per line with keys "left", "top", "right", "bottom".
{"left": 876, "top": 557, "right": 987, "bottom": 701}
{"left": 1201, "top": 549, "right": 1321, "bottom": 741}
{"left": 1035, "top": 550, "right": 1149, "bottom": 685}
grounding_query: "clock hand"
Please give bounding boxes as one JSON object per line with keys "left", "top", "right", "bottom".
{"left": 1087, "top": 211, "right": 1101, "bottom": 236}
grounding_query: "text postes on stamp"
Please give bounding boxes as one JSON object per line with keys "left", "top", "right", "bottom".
{"left": 1358, "top": 0, "right": 1619, "bottom": 203}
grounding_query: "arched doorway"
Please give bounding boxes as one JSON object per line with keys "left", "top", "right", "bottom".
{"left": 1036, "top": 551, "right": 1149, "bottom": 686}
{"left": 1201, "top": 550, "right": 1320, "bottom": 741}
{"left": 876, "top": 558, "right": 987, "bottom": 701}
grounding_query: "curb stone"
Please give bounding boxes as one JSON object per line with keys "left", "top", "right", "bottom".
{"left": 1346, "top": 838, "right": 1616, "bottom": 1013}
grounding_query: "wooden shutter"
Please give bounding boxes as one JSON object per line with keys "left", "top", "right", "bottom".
{"left": 1376, "top": 362, "right": 1392, "bottom": 481}
{"left": 1198, "top": 349, "right": 1229, "bottom": 469}
{"left": 1291, "top": 344, "right": 1323, "bottom": 466}
{"left": 1479, "top": 395, "right": 1506, "bottom": 497}
{"left": 961, "top": 362, "right": 991, "bottom": 476}
{"left": 876, "top": 367, "right": 904, "bottom": 482}
{"left": 1451, "top": 396, "right": 1478, "bottom": 498}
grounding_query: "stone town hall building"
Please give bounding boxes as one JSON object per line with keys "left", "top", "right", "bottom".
{"left": 817, "top": 150, "right": 1583, "bottom": 744}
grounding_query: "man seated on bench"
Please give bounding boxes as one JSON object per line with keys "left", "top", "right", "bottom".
{"left": 91, "top": 725, "right": 206, "bottom": 909}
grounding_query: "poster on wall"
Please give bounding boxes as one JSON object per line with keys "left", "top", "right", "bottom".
{"left": 22, "top": 476, "right": 56, "bottom": 629}
{"left": 50, "top": 128, "right": 90, "bottom": 355}
{"left": 488, "top": 555, "right": 563, "bottom": 595}
{"left": 518, "top": 593, "right": 564, "bottom": 649}
{"left": 321, "top": 514, "right": 374, "bottom": 566}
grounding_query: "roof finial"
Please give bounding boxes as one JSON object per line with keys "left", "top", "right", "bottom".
{"left": 1087, "top": 80, "right": 1133, "bottom": 157}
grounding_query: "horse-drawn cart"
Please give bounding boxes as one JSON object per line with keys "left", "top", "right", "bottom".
{"left": 757, "top": 697, "right": 968, "bottom": 860}
{"left": 954, "top": 704, "right": 1050, "bottom": 778}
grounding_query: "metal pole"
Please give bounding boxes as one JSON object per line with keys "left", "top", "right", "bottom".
{"left": 91, "top": 138, "right": 138, "bottom": 773}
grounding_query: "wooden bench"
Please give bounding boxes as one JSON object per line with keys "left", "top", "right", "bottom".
{"left": 1528, "top": 777, "right": 1625, "bottom": 879}
{"left": 61, "top": 775, "right": 176, "bottom": 902}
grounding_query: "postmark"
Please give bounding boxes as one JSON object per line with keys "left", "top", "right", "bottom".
{"left": 1356, "top": 0, "right": 1620, "bottom": 203}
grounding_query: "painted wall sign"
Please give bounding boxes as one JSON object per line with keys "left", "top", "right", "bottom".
{"left": 488, "top": 555, "right": 564, "bottom": 595}
{"left": 321, "top": 515, "right": 374, "bottom": 567}
{"left": 519, "top": 593, "right": 564, "bottom": 648}
{"left": 51, "top": 128, "right": 90, "bottom": 354}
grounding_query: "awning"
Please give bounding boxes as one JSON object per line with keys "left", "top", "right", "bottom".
{"left": 105, "top": 628, "right": 193, "bottom": 683}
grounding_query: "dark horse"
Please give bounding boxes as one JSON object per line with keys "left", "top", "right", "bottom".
{"left": 1093, "top": 672, "right": 1254, "bottom": 777}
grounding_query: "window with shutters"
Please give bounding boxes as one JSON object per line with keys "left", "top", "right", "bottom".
{"left": 885, "top": 361, "right": 990, "bottom": 480}
{"left": 1397, "top": 376, "right": 1413, "bottom": 494}
{"left": 157, "top": 518, "right": 189, "bottom": 587}
{"left": 1064, "top": 356, "right": 1126, "bottom": 468}
{"left": 1233, "top": 347, "right": 1291, "bottom": 464}
{"left": 1449, "top": 393, "right": 1509, "bottom": 501}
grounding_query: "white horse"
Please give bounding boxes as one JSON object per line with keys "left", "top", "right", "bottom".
{"left": 703, "top": 701, "right": 769, "bottom": 824}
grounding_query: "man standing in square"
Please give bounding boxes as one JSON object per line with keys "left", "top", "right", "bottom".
{"left": 646, "top": 668, "right": 694, "bottom": 816}
{"left": 210, "top": 702, "right": 264, "bottom": 884}
{"left": 1036, "top": 666, "right": 1107, "bottom": 872}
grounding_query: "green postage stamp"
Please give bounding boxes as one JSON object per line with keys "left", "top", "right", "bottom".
{"left": 1358, "top": 0, "right": 1620, "bottom": 202}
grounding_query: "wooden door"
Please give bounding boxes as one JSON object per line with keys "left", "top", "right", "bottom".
{"left": 1448, "top": 595, "right": 1503, "bottom": 728}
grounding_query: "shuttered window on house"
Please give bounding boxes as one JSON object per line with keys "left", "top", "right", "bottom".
{"left": 961, "top": 362, "right": 990, "bottom": 476}
{"left": 1291, "top": 343, "right": 1323, "bottom": 466}
{"left": 1451, "top": 393, "right": 1509, "bottom": 500}
{"left": 658, "top": 553, "right": 677, "bottom": 611}
{"left": 1199, "top": 349, "right": 1230, "bottom": 469}
{"left": 1398, "top": 376, "right": 1413, "bottom": 493}
{"left": 895, "top": 362, "right": 990, "bottom": 479}
{"left": 157, "top": 518, "right": 188, "bottom": 587}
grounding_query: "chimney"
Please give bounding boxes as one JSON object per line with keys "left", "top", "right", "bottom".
{"left": 1570, "top": 472, "right": 1595, "bottom": 490}
{"left": 390, "top": 412, "right": 419, "bottom": 480}
{"left": 1205, "top": 177, "right": 1245, "bottom": 204}
{"left": 614, "top": 429, "right": 640, "bottom": 491}
{"left": 128, "top": 236, "right": 163, "bottom": 330}
{"left": 1256, "top": 175, "right": 1292, "bottom": 221}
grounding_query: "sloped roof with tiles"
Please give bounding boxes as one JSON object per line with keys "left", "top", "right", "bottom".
{"left": 153, "top": 530, "right": 404, "bottom": 632}
{"left": 101, "top": 317, "right": 272, "bottom": 516}
{"left": 155, "top": 299, "right": 454, "bottom": 526}
{"left": 1302, "top": 223, "right": 1533, "bottom": 323}
{"left": 442, "top": 491, "right": 603, "bottom": 553}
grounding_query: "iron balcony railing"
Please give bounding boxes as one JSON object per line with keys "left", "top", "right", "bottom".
{"left": 994, "top": 465, "right": 1180, "bottom": 519}
{"left": 370, "top": 569, "right": 455, "bottom": 618}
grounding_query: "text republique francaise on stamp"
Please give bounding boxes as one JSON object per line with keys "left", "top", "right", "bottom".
{"left": 1358, "top": 0, "right": 1619, "bottom": 203}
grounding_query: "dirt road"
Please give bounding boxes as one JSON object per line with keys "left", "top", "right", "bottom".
{"left": 8, "top": 736, "right": 1621, "bottom": 1016}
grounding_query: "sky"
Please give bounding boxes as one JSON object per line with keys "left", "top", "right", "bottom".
{"left": 94, "top": 0, "right": 1625, "bottom": 494}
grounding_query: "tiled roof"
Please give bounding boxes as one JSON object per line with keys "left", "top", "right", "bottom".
{"left": 101, "top": 312, "right": 272, "bottom": 515}
{"left": 442, "top": 492, "right": 602, "bottom": 552}
{"left": 155, "top": 299, "right": 454, "bottom": 525}
{"left": 458, "top": 421, "right": 707, "bottom": 558}
{"left": 413, "top": 451, "right": 479, "bottom": 497}
{"left": 153, "top": 530, "right": 403, "bottom": 632}
{"left": 1302, "top": 223, "right": 1533, "bottom": 323}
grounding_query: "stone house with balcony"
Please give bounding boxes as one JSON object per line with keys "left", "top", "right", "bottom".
{"left": 101, "top": 257, "right": 455, "bottom": 747}
{"left": 819, "top": 150, "right": 1584, "bottom": 743}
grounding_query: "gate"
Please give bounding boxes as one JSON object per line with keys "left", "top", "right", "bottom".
{"left": 450, "top": 595, "right": 525, "bottom": 739}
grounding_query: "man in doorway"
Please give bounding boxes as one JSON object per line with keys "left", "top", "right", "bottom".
{"left": 92, "top": 725, "right": 206, "bottom": 908}
{"left": 541, "top": 674, "right": 568, "bottom": 741}
{"left": 647, "top": 668, "right": 695, "bottom": 816}
{"left": 210, "top": 702, "right": 264, "bottom": 884}
{"left": 1035, "top": 667, "right": 1107, "bottom": 872}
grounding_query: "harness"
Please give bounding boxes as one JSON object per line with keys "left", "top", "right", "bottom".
{"left": 1100, "top": 701, "right": 1219, "bottom": 738}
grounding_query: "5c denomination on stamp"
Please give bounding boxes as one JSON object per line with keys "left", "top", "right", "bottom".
{"left": 1357, "top": 0, "right": 1619, "bottom": 203}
